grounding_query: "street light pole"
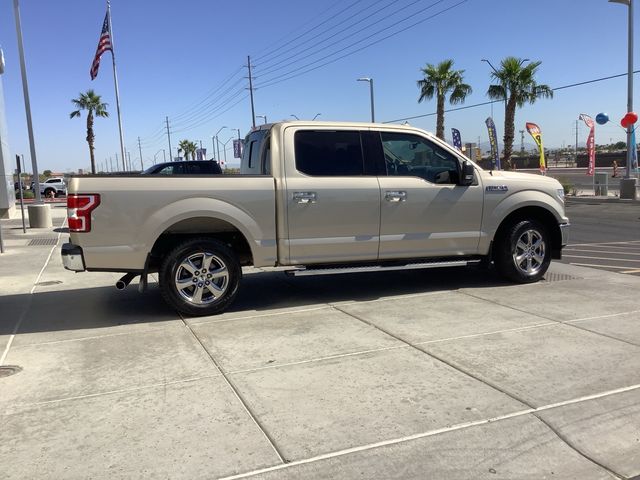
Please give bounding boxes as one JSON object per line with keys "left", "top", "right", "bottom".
{"left": 214, "top": 126, "right": 227, "bottom": 162}
{"left": 256, "top": 115, "right": 267, "bottom": 124}
{"left": 13, "top": 0, "right": 41, "bottom": 203}
{"left": 312, "top": 113, "right": 321, "bottom": 121}
{"left": 357, "top": 77, "right": 375, "bottom": 122}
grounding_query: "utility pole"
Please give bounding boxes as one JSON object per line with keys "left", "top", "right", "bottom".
{"left": 109, "top": 156, "right": 113, "bottom": 172}
{"left": 116, "top": 153, "right": 121, "bottom": 172}
{"left": 212, "top": 137, "right": 216, "bottom": 161}
{"left": 519, "top": 130, "right": 525, "bottom": 156}
{"left": 127, "top": 151, "right": 131, "bottom": 171}
{"left": 137, "top": 136, "right": 143, "bottom": 170}
{"left": 247, "top": 55, "right": 256, "bottom": 128}
{"left": 165, "top": 116, "right": 172, "bottom": 162}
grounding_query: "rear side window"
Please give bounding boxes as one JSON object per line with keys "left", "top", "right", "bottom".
{"left": 241, "top": 129, "right": 268, "bottom": 175}
{"left": 188, "top": 162, "right": 222, "bottom": 174}
{"left": 294, "top": 130, "right": 363, "bottom": 176}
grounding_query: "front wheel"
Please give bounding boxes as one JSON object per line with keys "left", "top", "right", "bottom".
{"left": 494, "top": 220, "right": 551, "bottom": 283}
{"left": 160, "top": 238, "right": 241, "bottom": 316}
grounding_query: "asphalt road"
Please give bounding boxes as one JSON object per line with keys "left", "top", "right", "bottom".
{"left": 520, "top": 167, "right": 622, "bottom": 193}
{"left": 562, "top": 200, "right": 640, "bottom": 276}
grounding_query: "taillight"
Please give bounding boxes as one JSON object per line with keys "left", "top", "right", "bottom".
{"left": 67, "top": 194, "right": 100, "bottom": 232}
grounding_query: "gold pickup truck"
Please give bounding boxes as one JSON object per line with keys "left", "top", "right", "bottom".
{"left": 62, "top": 121, "right": 569, "bottom": 315}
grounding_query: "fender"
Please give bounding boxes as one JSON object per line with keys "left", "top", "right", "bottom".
{"left": 142, "top": 197, "right": 277, "bottom": 267}
{"left": 480, "top": 189, "right": 566, "bottom": 253}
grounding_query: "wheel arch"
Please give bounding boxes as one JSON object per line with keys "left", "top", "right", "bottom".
{"left": 492, "top": 205, "right": 563, "bottom": 261}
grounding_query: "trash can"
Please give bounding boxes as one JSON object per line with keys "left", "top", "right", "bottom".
{"left": 594, "top": 171, "right": 608, "bottom": 196}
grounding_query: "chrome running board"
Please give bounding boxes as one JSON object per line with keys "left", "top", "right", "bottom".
{"left": 285, "top": 259, "right": 481, "bottom": 277}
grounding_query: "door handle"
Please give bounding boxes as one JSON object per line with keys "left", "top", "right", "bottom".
{"left": 385, "top": 191, "right": 407, "bottom": 202}
{"left": 293, "top": 191, "right": 317, "bottom": 204}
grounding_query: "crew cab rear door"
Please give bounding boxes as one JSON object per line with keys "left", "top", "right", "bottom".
{"left": 375, "top": 130, "right": 483, "bottom": 259}
{"left": 282, "top": 127, "right": 381, "bottom": 265}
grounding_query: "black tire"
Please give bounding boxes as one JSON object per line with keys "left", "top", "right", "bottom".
{"left": 159, "top": 238, "right": 241, "bottom": 316}
{"left": 44, "top": 188, "right": 55, "bottom": 198}
{"left": 494, "top": 219, "right": 551, "bottom": 283}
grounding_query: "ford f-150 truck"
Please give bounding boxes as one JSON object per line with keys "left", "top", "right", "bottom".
{"left": 62, "top": 121, "right": 569, "bottom": 315}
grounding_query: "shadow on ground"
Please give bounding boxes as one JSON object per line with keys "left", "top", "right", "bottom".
{"left": 1, "top": 266, "right": 512, "bottom": 336}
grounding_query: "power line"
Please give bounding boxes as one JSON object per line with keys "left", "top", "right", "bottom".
{"left": 256, "top": 0, "right": 466, "bottom": 89}
{"left": 171, "top": 94, "right": 249, "bottom": 135}
{"left": 254, "top": 0, "right": 394, "bottom": 75}
{"left": 384, "top": 69, "right": 640, "bottom": 124}
{"left": 253, "top": 0, "right": 365, "bottom": 63}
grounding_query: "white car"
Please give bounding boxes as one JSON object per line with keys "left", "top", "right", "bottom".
{"left": 38, "top": 178, "right": 67, "bottom": 197}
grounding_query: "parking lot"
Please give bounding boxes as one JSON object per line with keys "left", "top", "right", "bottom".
{"left": 1, "top": 206, "right": 640, "bottom": 479}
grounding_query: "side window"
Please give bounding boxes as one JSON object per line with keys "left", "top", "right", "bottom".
{"left": 249, "top": 141, "right": 261, "bottom": 169}
{"left": 381, "top": 132, "right": 459, "bottom": 184}
{"left": 188, "top": 163, "right": 203, "bottom": 174}
{"left": 261, "top": 137, "right": 271, "bottom": 175}
{"left": 294, "top": 130, "right": 363, "bottom": 176}
{"left": 157, "top": 165, "right": 175, "bottom": 175}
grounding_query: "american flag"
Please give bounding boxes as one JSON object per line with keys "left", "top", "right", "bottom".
{"left": 90, "top": 11, "right": 112, "bottom": 80}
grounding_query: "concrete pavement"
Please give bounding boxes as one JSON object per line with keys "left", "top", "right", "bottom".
{"left": 1, "top": 204, "right": 640, "bottom": 479}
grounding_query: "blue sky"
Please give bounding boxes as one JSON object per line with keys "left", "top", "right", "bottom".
{"left": 0, "top": 0, "right": 638, "bottom": 172}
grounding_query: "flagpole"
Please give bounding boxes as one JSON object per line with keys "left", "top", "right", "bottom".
{"left": 106, "top": 1, "right": 126, "bottom": 171}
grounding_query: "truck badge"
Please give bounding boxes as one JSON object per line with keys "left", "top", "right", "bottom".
{"left": 485, "top": 185, "right": 508, "bottom": 192}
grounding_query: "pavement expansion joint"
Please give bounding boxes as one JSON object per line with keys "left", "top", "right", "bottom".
{"left": 530, "top": 413, "right": 625, "bottom": 479}
{"left": 219, "top": 381, "right": 640, "bottom": 480}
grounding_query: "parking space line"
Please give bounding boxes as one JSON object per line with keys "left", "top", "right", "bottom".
{"left": 568, "top": 240, "right": 640, "bottom": 247}
{"left": 0, "top": 217, "right": 66, "bottom": 366}
{"left": 567, "top": 309, "right": 640, "bottom": 324}
{"left": 219, "top": 382, "right": 640, "bottom": 480}
{"left": 621, "top": 268, "right": 640, "bottom": 274}
{"left": 1, "top": 374, "right": 221, "bottom": 414}
{"left": 188, "top": 305, "right": 332, "bottom": 326}
{"left": 414, "top": 322, "right": 558, "bottom": 346}
{"left": 568, "top": 263, "right": 630, "bottom": 269}
{"left": 229, "top": 344, "right": 408, "bottom": 375}
{"left": 564, "top": 254, "right": 640, "bottom": 263}
{"left": 564, "top": 248, "right": 640, "bottom": 256}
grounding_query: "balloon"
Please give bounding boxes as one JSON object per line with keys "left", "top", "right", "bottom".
{"left": 625, "top": 111, "right": 638, "bottom": 124}
{"left": 621, "top": 116, "right": 630, "bottom": 128}
{"left": 596, "top": 113, "right": 609, "bottom": 125}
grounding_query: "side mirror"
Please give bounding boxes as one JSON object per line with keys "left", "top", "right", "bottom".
{"left": 459, "top": 160, "right": 475, "bottom": 186}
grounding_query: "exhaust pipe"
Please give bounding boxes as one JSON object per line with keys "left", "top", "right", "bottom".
{"left": 115, "top": 272, "right": 137, "bottom": 290}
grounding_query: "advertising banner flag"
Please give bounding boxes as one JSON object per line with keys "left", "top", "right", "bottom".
{"left": 631, "top": 128, "right": 638, "bottom": 174}
{"left": 485, "top": 117, "right": 500, "bottom": 169}
{"left": 525, "top": 122, "right": 546, "bottom": 173}
{"left": 233, "top": 139, "right": 243, "bottom": 159}
{"left": 579, "top": 114, "right": 595, "bottom": 176}
{"left": 451, "top": 128, "right": 462, "bottom": 151}
{"left": 196, "top": 148, "right": 206, "bottom": 161}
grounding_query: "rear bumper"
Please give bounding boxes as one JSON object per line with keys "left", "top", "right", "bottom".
{"left": 61, "top": 243, "right": 86, "bottom": 272}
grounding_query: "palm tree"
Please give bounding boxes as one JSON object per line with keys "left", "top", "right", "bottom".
{"left": 70, "top": 90, "right": 109, "bottom": 174}
{"left": 417, "top": 59, "right": 472, "bottom": 140}
{"left": 178, "top": 140, "right": 198, "bottom": 160}
{"left": 486, "top": 57, "right": 553, "bottom": 169}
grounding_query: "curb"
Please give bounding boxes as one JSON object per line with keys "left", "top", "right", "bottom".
{"left": 566, "top": 196, "right": 639, "bottom": 205}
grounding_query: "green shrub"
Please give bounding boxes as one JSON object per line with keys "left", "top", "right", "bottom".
{"left": 555, "top": 176, "right": 574, "bottom": 195}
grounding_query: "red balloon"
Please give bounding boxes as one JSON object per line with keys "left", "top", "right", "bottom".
{"left": 625, "top": 111, "right": 638, "bottom": 124}
{"left": 621, "top": 116, "right": 630, "bottom": 128}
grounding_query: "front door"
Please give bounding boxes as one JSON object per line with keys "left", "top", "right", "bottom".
{"left": 377, "top": 131, "right": 484, "bottom": 259}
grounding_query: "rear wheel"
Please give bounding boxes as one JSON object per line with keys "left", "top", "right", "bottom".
{"left": 160, "top": 238, "right": 241, "bottom": 316}
{"left": 495, "top": 219, "right": 550, "bottom": 283}
{"left": 44, "top": 188, "right": 55, "bottom": 198}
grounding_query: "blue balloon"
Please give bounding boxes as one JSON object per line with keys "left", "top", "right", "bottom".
{"left": 596, "top": 113, "right": 609, "bottom": 125}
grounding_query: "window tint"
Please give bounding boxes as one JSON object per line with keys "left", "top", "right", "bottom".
{"left": 156, "top": 165, "right": 176, "bottom": 175}
{"left": 241, "top": 129, "right": 268, "bottom": 175}
{"left": 262, "top": 136, "right": 271, "bottom": 175}
{"left": 295, "top": 130, "right": 363, "bottom": 176}
{"left": 381, "top": 132, "right": 459, "bottom": 184}
{"left": 188, "top": 162, "right": 221, "bottom": 174}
